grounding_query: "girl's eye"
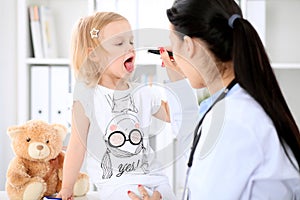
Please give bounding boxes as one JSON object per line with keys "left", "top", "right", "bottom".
{"left": 26, "top": 137, "right": 31, "bottom": 142}
{"left": 46, "top": 140, "right": 49, "bottom": 144}
{"left": 130, "top": 41, "right": 134, "bottom": 45}
{"left": 115, "top": 42, "right": 123, "bottom": 46}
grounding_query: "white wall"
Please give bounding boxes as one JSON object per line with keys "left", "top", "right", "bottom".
{"left": 0, "top": 0, "right": 17, "bottom": 190}
{"left": 265, "top": 0, "right": 300, "bottom": 127}
{"left": 274, "top": 69, "right": 300, "bottom": 127}
{"left": 266, "top": 0, "right": 300, "bottom": 63}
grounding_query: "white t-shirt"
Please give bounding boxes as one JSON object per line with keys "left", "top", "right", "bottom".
{"left": 73, "top": 81, "right": 175, "bottom": 199}
{"left": 187, "top": 84, "right": 300, "bottom": 199}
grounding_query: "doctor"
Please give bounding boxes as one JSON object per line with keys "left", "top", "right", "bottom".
{"left": 128, "top": 0, "right": 300, "bottom": 199}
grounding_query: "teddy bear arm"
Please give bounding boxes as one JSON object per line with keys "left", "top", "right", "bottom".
{"left": 6, "top": 158, "right": 32, "bottom": 187}
{"left": 57, "top": 152, "right": 65, "bottom": 169}
{"left": 7, "top": 173, "right": 32, "bottom": 188}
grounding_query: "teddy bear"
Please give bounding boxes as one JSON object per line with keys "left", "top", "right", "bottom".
{"left": 6, "top": 119, "right": 90, "bottom": 200}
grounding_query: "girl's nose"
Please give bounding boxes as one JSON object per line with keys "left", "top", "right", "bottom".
{"left": 126, "top": 45, "right": 135, "bottom": 53}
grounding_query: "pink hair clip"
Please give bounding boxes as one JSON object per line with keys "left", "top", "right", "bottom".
{"left": 90, "top": 28, "right": 99, "bottom": 38}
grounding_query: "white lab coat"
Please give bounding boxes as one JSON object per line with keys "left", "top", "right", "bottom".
{"left": 186, "top": 84, "right": 300, "bottom": 199}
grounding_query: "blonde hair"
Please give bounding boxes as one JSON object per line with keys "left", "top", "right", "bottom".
{"left": 70, "top": 12, "right": 128, "bottom": 86}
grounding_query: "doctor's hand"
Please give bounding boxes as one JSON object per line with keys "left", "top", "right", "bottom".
{"left": 159, "top": 47, "right": 185, "bottom": 82}
{"left": 127, "top": 185, "right": 162, "bottom": 200}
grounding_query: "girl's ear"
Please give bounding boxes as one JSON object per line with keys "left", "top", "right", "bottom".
{"left": 88, "top": 47, "right": 99, "bottom": 62}
{"left": 183, "top": 35, "right": 196, "bottom": 58}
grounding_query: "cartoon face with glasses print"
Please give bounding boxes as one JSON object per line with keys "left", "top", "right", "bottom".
{"left": 101, "top": 114, "right": 149, "bottom": 179}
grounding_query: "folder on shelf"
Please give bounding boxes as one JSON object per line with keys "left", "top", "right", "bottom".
{"left": 30, "top": 66, "right": 50, "bottom": 121}
{"left": 39, "top": 5, "right": 58, "bottom": 58}
{"left": 50, "top": 66, "right": 70, "bottom": 128}
{"left": 28, "top": 5, "right": 44, "bottom": 58}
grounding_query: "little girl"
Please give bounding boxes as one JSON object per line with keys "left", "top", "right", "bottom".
{"left": 57, "top": 12, "right": 180, "bottom": 200}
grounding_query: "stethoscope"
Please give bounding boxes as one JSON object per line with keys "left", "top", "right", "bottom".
{"left": 182, "top": 79, "right": 237, "bottom": 200}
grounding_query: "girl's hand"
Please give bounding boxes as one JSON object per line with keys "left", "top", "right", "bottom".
{"left": 159, "top": 47, "right": 185, "bottom": 82}
{"left": 56, "top": 187, "right": 74, "bottom": 200}
{"left": 127, "top": 185, "right": 162, "bottom": 200}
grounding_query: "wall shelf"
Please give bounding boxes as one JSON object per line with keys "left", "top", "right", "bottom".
{"left": 272, "top": 63, "right": 300, "bottom": 69}
{"left": 17, "top": 0, "right": 92, "bottom": 124}
{"left": 26, "top": 58, "right": 70, "bottom": 66}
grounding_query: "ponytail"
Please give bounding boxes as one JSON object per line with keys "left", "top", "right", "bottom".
{"left": 232, "top": 18, "right": 300, "bottom": 171}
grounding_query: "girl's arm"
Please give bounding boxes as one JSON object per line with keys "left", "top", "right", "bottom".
{"left": 153, "top": 47, "right": 186, "bottom": 123}
{"left": 57, "top": 101, "right": 89, "bottom": 200}
{"left": 153, "top": 48, "right": 199, "bottom": 141}
{"left": 153, "top": 100, "right": 170, "bottom": 122}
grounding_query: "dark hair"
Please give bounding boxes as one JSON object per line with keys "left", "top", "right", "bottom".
{"left": 167, "top": 0, "right": 300, "bottom": 171}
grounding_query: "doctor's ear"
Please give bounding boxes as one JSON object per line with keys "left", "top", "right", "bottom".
{"left": 183, "top": 35, "right": 196, "bottom": 58}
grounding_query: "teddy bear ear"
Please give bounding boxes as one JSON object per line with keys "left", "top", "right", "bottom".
{"left": 7, "top": 125, "right": 24, "bottom": 138}
{"left": 52, "top": 124, "right": 68, "bottom": 140}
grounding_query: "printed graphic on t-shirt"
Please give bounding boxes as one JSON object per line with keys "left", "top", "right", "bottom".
{"left": 101, "top": 93, "right": 149, "bottom": 179}
{"left": 105, "top": 93, "right": 138, "bottom": 113}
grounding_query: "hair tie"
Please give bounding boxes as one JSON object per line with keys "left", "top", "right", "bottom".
{"left": 228, "top": 14, "right": 241, "bottom": 28}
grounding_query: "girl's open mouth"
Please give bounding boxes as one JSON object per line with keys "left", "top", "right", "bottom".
{"left": 124, "top": 56, "right": 134, "bottom": 73}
